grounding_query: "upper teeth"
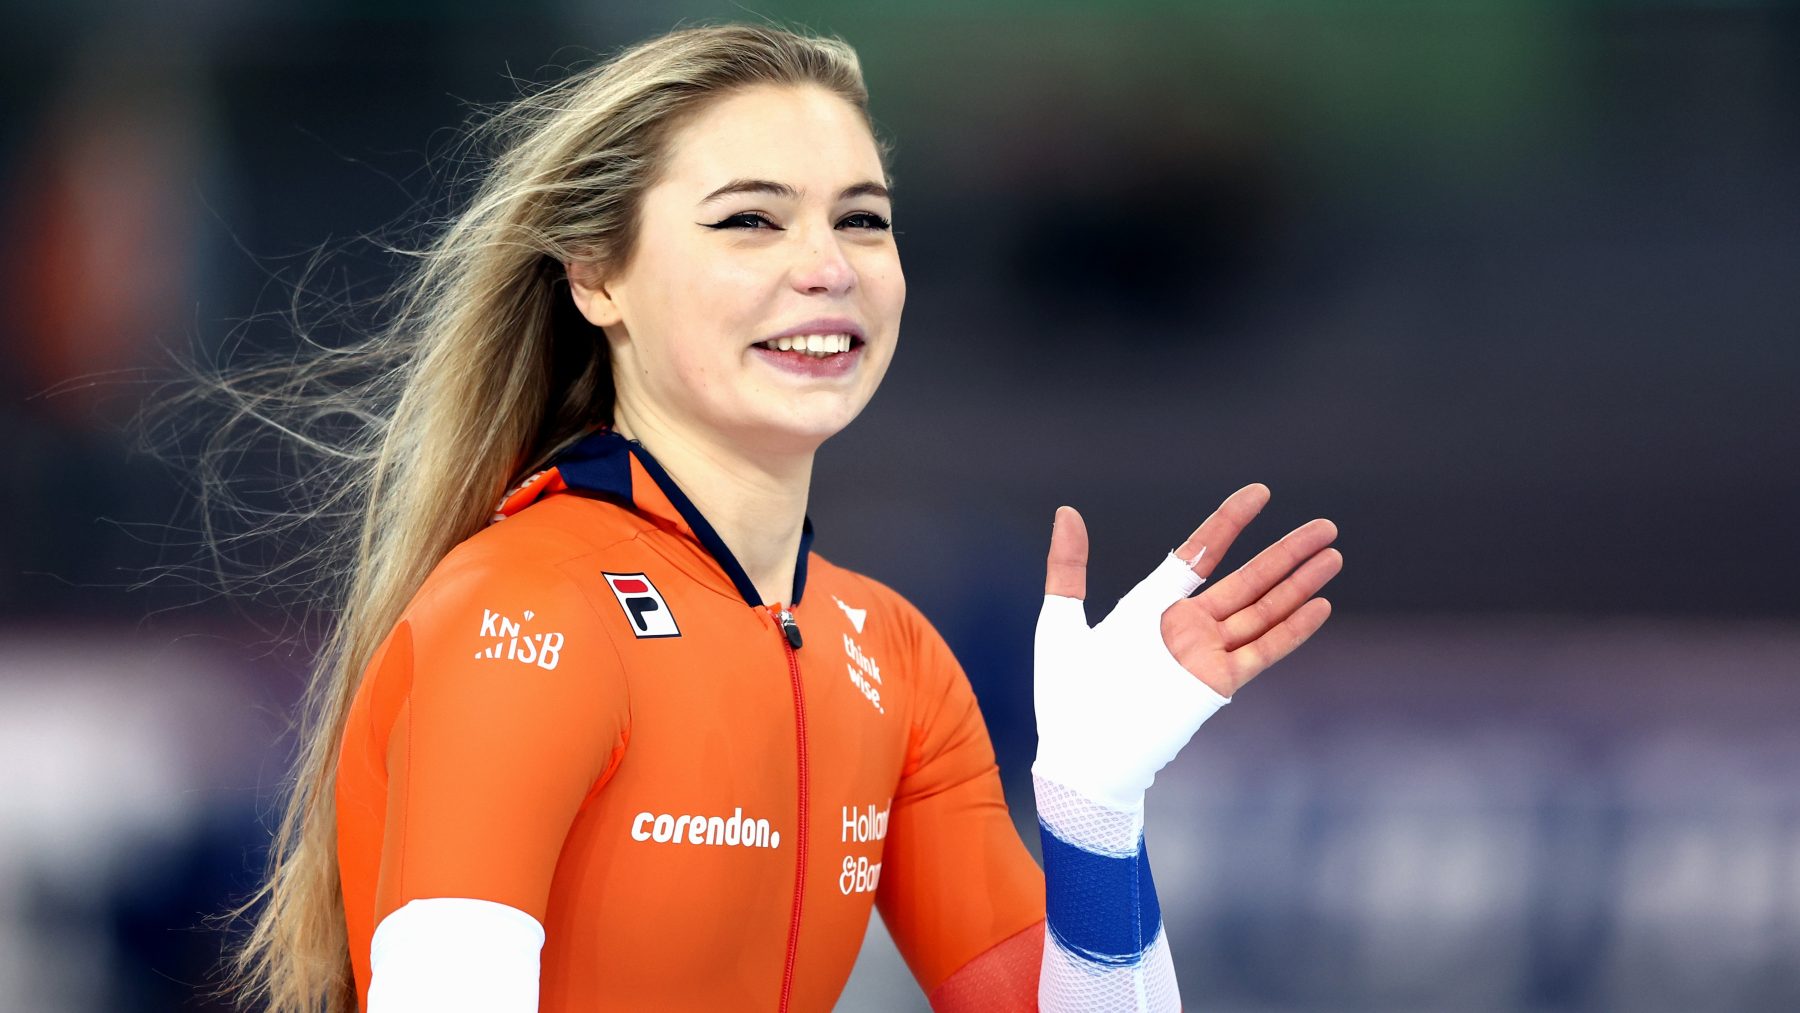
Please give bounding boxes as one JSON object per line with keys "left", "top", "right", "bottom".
{"left": 764, "top": 333, "right": 854, "bottom": 354}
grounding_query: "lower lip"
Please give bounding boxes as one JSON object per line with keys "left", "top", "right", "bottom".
{"left": 750, "top": 344, "right": 864, "bottom": 379}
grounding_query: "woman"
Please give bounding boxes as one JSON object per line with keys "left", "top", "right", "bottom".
{"left": 229, "top": 22, "right": 1341, "bottom": 1013}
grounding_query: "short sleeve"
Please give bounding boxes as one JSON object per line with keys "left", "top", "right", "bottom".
{"left": 874, "top": 599, "right": 1046, "bottom": 998}
{"left": 371, "top": 550, "right": 629, "bottom": 928}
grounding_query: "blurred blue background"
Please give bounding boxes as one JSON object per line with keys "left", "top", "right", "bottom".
{"left": 2, "top": 2, "right": 1796, "bottom": 1010}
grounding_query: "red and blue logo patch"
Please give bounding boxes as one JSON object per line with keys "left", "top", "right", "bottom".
{"left": 603, "top": 572, "right": 681, "bottom": 639}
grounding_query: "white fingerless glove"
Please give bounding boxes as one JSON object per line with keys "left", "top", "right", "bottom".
{"left": 1032, "top": 551, "right": 1231, "bottom": 811}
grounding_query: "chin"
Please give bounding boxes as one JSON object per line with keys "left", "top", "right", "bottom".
{"left": 737, "top": 401, "right": 868, "bottom": 456}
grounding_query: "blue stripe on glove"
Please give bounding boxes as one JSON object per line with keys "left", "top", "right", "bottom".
{"left": 1039, "top": 819, "right": 1162, "bottom": 967}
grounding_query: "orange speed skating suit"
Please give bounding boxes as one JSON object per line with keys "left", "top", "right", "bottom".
{"left": 335, "top": 428, "right": 1047, "bottom": 1011}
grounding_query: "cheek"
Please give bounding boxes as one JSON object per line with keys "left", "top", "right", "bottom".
{"left": 863, "top": 253, "right": 906, "bottom": 318}
{"left": 867, "top": 260, "right": 905, "bottom": 367}
{"left": 668, "top": 251, "right": 769, "bottom": 333}
{"left": 662, "top": 333, "right": 727, "bottom": 398}
{"left": 638, "top": 261, "right": 753, "bottom": 380}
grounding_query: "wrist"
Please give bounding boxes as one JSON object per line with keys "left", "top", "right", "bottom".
{"left": 1030, "top": 755, "right": 1148, "bottom": 815}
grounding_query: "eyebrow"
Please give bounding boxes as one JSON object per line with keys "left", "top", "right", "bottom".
{"left": 698, "top": 178, "right": 892, "bottom": 206}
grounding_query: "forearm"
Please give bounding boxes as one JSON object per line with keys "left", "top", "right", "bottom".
{"left": 1030, "top": 490, "right": 1339, "bottom": 1011}
{"left": 1034, "top": 774, "right": 1181, "bottom": 1013}
{"left": 1031, "top": 550, "right": 1227, "bottom": 1012}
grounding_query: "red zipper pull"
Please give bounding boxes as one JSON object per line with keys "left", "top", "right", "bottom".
{"left": 776, "top": 608, "right": 803, "bottom": 650}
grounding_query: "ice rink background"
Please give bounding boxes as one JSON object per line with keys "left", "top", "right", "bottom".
{"left": 2, "top": 2, "right": 1795, "bottom": 1010}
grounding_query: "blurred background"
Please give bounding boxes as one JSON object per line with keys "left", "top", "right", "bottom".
{"left": 2, "top": 1, "right": 1796, "bottom": 1010}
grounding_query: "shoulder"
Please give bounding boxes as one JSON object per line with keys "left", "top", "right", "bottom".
{"left": 438, "top": 493, "right": 643, "bottom": 583}
{"left": 344, "top": 498, "right": 633, "bottom": 775}
{"left": 806, "top": 553, "right": 957, "bottom": 672}
{"left": 407, "top": 494, "right": 642, "bottom": 625}
{"left": 390, "top": 495, "right": 647, "bottom": 689}
{"left": 808, "top": 558, "right": 993, "bottom": 774}
{"left": 807, "top": 553, "right": 932, "bottom": 631}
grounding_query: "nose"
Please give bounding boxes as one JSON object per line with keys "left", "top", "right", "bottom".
{"left": 790, "top": 227, "right": 857, "bottom": 297}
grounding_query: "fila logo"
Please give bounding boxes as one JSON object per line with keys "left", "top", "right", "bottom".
{"left": 832, "top": 594, "right": 867, "bottom": 634}
{"left": 604, "top": 572, "right": 680, "bottom": 638}
{"left": 473, "top": 608, "right": 564, "bottom": 670}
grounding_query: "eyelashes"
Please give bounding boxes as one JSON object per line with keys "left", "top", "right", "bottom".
{"left": 703, "top": 211, "right": 892, "bottom": 232}
{"left": 838, "top": 212, "right": 892, "bottom": 231}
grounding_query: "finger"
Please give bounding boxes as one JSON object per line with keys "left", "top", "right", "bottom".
{"left": 1229, "top": 597, "right": 1332, "bottom": 688}
{"left": 1218, "top": 548, "right": 1342, "bottom": 650}
{"left": 1200, "top": 518, "right": 1339, "bottom": 619}
{"left": 1044, "top": 505, "right": 1088, "bottom": 600}
{"left": 1173, "top": 483, "right": 1270, "bottom": 583}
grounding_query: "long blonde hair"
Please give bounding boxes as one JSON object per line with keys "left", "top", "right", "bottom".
{"left": 221, "top": 24, "right": 880, "bottom": 1012}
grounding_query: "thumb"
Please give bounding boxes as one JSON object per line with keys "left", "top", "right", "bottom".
{"left": 1044, "top": 505, "right": 1088, "bottom": 600}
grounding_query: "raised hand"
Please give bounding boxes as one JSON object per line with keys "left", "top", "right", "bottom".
{"left": 1034, "top": 486, "right": 1342, "bottom": 809}
{"left": 1048, "top": 485, "right": 1341, "bottom": 698}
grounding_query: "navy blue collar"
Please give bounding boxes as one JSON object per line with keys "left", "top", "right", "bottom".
{"left": 549, "top": 428, "right": 813, "bottom": 608}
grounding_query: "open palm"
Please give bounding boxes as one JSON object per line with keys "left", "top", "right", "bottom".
{"left": 1044, "top": 484, "right": 1342, "bottom": 698}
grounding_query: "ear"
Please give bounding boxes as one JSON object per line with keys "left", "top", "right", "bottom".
{"left": 565, "top": 259, "right": 625, "bottom": 329}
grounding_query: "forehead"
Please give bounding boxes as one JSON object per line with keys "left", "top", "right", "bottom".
{"left": 658, "top": 83, "right": 886, "bottom": 195}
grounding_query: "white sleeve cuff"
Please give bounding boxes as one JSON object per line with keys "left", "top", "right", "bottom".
{"left": 368, "top": 897, "right": 545, "bottom": 1013}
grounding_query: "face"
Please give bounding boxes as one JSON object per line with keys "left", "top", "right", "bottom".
{"left": 569, "top": 83, "right": 904, "bottom": 457}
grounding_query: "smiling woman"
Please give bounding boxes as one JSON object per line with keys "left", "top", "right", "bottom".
{"left": 563, "top": 81, "right": 905, "bottom": 589}
{"left": 222, "top": 21, "right": 1339, "bottom": 1013}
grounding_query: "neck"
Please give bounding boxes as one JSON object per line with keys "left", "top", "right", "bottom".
{"left": 613, "top": 409, "right": 813, "bottom": 607}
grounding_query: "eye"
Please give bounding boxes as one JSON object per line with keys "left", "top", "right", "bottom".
{"left": 838, "top": 212, "right": 892, "bottom": 231}
{"left": 704, "top": 212, "right": 781, "bottom": 231}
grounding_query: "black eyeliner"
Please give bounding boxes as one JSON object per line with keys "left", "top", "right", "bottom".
{"left": 698, "top": 211, "right": 892, "bottom": 230}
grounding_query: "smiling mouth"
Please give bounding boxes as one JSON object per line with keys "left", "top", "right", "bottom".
{"left": 753, "top": 332, "right": 863, "bottom": 358}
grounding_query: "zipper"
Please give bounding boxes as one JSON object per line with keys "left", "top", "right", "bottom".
{"left": 774, "top": 606, "right": 808, "bottom": 1013}
{"left": 778, "top": 608, "right": 804, "bottom": 649}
